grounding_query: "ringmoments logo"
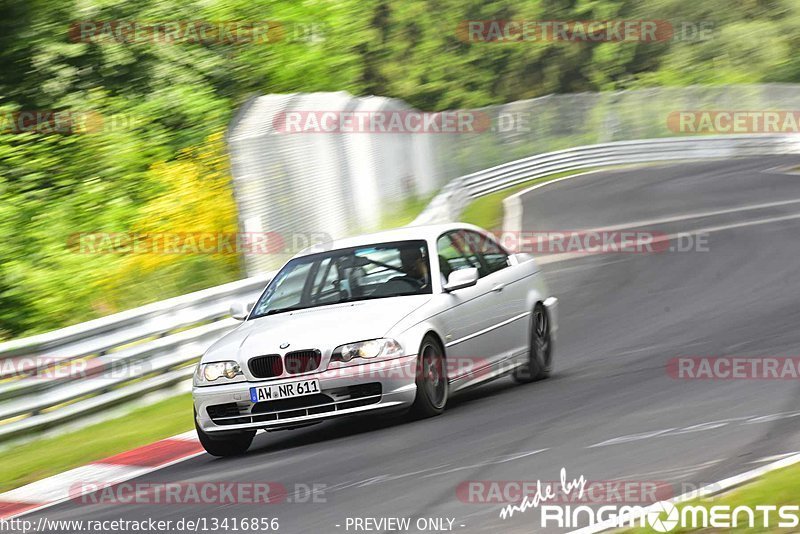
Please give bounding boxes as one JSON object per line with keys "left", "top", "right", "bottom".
{"left": 497, "top": 468, "right": 800, "bottom": 530}
{"left": 646, "top": 501, "right": 679, "bottom": 532}
{"left": 640, "top": 502, "right": 800, "bottom": 531}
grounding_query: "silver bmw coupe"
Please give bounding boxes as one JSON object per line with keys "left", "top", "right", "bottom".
{"left": 192, "top": 223, "right": 558, "bottom": 456}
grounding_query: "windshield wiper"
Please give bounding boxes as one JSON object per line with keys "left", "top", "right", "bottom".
{"left": 258, "top": 305, "right": 311, "bottom": 317}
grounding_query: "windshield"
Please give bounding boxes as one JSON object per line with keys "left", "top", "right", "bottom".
{"left": 250, "top": 240, "right": 432, "bottom": 318}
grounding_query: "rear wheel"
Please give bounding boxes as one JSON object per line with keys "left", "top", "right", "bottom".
{"left": 513, "top": 303, "right": 552, "bottom": 383}
{"left": 410, "top": 335, "right": 449, "bottom": 417}
{"left": 195, "top": 410, "right": 255, "bottom": 457}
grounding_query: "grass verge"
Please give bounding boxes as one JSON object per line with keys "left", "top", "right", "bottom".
{"left": 460, "top": 169, "right": 597, "bottom": 230}
{"left": 379, "top": 193, "right": 437, "bottom": 229}
{"left": 624, "top": 461, "right": 800, "bottom": 533}
{"left": 0, "top": 393, "right": 194, "bottom": 493}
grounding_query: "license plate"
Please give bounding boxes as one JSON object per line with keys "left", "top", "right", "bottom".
{"left": 249, "top": 379, "right": 321, "bottom": 403}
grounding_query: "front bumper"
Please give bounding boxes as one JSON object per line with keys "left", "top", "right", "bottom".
{"left": 193, "top": 355, "right": 418, "bottom": 433}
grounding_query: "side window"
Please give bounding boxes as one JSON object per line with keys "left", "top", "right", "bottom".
{"left": 436, "top": 232, "right": 479, "bottom": 283}
{"left": 463, "top": 230, "right": 510, "bottom": 277}
{"left": 450, "top": 231, "right": 482, "bottom": 269}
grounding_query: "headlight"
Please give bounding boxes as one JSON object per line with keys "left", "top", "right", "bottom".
{"left": 194, "top": 361, "right": 243, "bottom": 385}
{"left": 331, "top": 338, "right": 403, "bottom": 363}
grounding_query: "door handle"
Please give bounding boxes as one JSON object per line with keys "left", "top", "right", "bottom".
{"left": 491, "top": 283, "right": 505, "bottom": 292}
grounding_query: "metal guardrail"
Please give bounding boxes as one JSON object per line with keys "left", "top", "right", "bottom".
{"left": 2, "top": 133, "right": 799, "bottom": 442}
{"left": 0, "top": 275, "right": 271, "bottom": 441}
{"left": 412, "top": 134, "right": 800, "bottom": 225}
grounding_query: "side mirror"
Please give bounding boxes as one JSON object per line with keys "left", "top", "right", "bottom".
{"left": 443, "top": 267, "right": 479, "bottom": 292}
{"left": 229, "top": 301, "right": 254, "bottom": 321}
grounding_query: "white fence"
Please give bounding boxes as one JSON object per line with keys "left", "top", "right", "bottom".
{"left": 227, "top": 92, "right": 448, "bottom": 274}
{"left": 230, "top": 84, "right": 800, "bottom": 275}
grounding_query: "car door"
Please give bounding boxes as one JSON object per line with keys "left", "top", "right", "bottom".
{"left": 436, "top": 230, "right": 509, "bottom": 386}
{"left": 461, "top": 230, "right": 529, "bottom": 367}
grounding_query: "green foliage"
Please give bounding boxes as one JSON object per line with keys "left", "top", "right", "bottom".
{"left": 379, "top": 193, "right": 437, "bottom": 230}
{"left": 2, "top": 0, "right": 799, "bottom": 338}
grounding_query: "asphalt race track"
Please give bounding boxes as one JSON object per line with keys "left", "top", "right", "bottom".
{"left": 22, "top": 156, "right": 800, "bottom": 533}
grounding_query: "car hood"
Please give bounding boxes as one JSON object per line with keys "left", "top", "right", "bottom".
{"left": 204, "top": 295, "right": 432, "bottom": 363}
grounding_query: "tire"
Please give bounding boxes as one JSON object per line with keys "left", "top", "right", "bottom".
{"left": 513, "top": 303, "right": 553, "bottom": 383}
{"left": 410, "top": 334, "right": 449, "bottom": 418}
{"left": 195, "top": 410, "right": 255, "bottom": 457}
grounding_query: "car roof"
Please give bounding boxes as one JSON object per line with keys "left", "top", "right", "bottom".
{"left": 292, "top": 222, "right": 487, "bottom": 259}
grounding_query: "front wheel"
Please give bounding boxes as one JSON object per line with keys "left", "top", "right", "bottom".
{"left": 410, "top": 335, "right": 449, "bottom": 418}
{"left": 195, "top": 410, "right": 255, "bottom": 457}
{"left": 513, "top": 303, "right": 553, "bottom": 383}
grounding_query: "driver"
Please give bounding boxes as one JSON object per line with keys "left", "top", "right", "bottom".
{"left": 397, "top": 247, "right": 431, "bottom": 288}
